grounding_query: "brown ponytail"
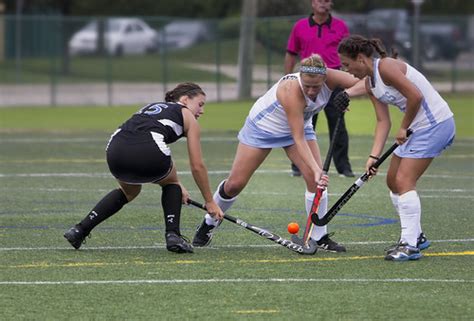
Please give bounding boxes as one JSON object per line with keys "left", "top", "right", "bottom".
{"left": 165, "top": 82, "right": 205, "bottom": 103}
{"left": 338, "top": 35, "right": 398, "bottom": 59}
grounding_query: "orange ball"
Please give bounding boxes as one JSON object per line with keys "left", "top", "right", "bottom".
{"left": 287, "top": 222, "right": 299, "bottom": 234}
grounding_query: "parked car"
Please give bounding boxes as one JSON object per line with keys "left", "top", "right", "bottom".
{"left": 69, "top": 18, "right": 158, "bottom": 56}
{"left": 366, "top": 9, "right": 465, "bottom": 61}
{"left": 156, "top": 20, "right": 214, "bottom": 50}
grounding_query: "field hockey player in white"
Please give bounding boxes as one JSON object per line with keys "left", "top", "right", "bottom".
{"left": 192, "top": 53, "right": 364, "bottom": 252}
{"left": 338, "top": 35, "right": 456, "bottom": 261}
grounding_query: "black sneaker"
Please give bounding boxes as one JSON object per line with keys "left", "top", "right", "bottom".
{"left": 64, "top": 225, "right": 89, "bottom": 250}
{"left": 165, "top": 232, "right": 193, "bottom": 253}
{"left": 316, "top": 233, "right": 346, "bottom": 252}
{"left": 192, "top": 220, "right": 216, "bottom": 247}
{"left": 339, "top": 170, "right": 355, "bottom": 178}
{"left": 291, "top": 163, "right": 301, "bottom": 177}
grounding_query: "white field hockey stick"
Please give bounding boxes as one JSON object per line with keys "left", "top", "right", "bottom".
{"left": 188, "top": 199, "right": 318, "bottom": 255}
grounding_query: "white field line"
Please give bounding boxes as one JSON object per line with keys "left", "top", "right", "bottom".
{"left": 0, "top": 187, "right": 471, "bottom": 195}
{"left": 1, "top": 170, "right": 473, "bottom": 180}
{"left": 2, "top": 136, "right": 473, "bottom": 145}
{"left": 1, "top": 238, "right": 473, "bottom": 252}
{"left": 0, "top": 278, "right": 472, "bottom": 286}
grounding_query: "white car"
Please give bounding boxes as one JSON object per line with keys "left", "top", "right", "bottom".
{"left": 69, "top": 18, "right": 158, "bottom": 56}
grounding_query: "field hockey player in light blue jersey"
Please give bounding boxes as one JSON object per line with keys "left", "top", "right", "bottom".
{"left": 338, "top": 35, "right": 455, "bottom": 261}
{"left": 192, "top": 53, "right": 365, "bottom": 252}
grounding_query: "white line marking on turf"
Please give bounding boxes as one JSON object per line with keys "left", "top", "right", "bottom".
{"left": 1, "top": 239, "right": 473, "bottom": 252}
{"left": 0, "top": 278, "right": 472, "bottom": 285}
{"left": 1, "top": 171, "right": 473, "bottom": 180}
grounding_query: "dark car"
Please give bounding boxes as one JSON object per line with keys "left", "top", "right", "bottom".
{"left": 366, "top": 9, "right": 465, "bottom": 61}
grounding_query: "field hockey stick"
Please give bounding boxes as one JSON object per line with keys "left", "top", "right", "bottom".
{"left": 291, "top": 113, "right": 343, "bottom": 246}
{"left": 188, "top": 199, "right": 317, "bottom": 255}
{"left": 311, "top": 129, "right": 413, "bottom": 226}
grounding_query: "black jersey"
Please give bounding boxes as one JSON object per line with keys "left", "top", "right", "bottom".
{"left": 120, "top": 102, "right": 185, "bottom": 144}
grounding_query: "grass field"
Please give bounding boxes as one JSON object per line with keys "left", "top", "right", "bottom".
{"left": 0, "top": 97, "right": 473, "bottom": 320}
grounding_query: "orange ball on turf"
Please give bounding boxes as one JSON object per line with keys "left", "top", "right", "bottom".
{"left": 287, "top": 222, "right": 299, "bottom": 234}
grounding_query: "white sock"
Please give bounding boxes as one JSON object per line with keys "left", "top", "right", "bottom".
{"left": 390, "top": 191, "right": 399, "bottom": 214}
{"left": 205, "top": 180, "right": 237, "bottom": 227}
{"left": 305, "top": 189, "right": 328, "bottom": 241}
{"left": 398, "top": 190, "right": 421, "bottom": 247}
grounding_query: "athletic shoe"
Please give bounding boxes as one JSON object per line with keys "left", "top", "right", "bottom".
{"left": 316, "top": 233, "right": 346, "bottom": 252}
{"left": 417, "top": 232, "right": 431, "bottom": 251}
{"left": 338, "top": 170, "right": 355, "bottom": 178}
{"left": 64, "top": 225, "right": 89, "bottom": 250}
{"left": 165, "top": 232, "right": 193, "bottom": 253}
{"left": 291, "top": 163, "right": 301, "bottom": 177}
{"left": 385, "top": 232, "right": 431, "bottom": 253}
{"left": 192, "top": 220, "right": 216, "bottom": 247}
{"left": 385, "top": 242, "right": 421, "bottom": 261}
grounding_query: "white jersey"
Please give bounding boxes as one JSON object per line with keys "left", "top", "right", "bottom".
{"left": 370, "top": 58, "right": 453, "bottom": 131}
{"left": 246, "top": 72, "right": 332, "bottom": 136}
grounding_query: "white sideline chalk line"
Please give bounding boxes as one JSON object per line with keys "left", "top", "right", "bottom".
{"left": 1, "top": 238, "right": 473, "bottom": 252}
{"left": 0, "top": 278, "right": 472, "bottom": 286}
{"left": 1, "top": 171, "right": 473, "bottom": 180}
{"left": 2, "top": 136, "right": 473, "bottom": 145}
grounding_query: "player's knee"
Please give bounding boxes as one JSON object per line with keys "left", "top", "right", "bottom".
{"left": 222, "top": 178, "right": 244, "bottom": 197}
{"left": 122, "top": 185, "right": 141, "bottom": 201}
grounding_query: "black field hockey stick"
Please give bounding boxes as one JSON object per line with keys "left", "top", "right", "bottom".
{"left": 291, "top": 113, "right": 343, "bottom": 246}
{"left": 188, "top": 199, "right": 318, "bottom": 255}
{"left": 311, "top": 129, "right": 413, "bottom": 226}
{"left": 291, "top": 90, "right": 349, "bottom": 246}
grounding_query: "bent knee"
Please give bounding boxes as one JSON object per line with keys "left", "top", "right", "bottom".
{"left": 223, "top": 178, "right": 246, "bottom": 197}
{"left": 121, "top": 185, "right": 141, "bottom": 201}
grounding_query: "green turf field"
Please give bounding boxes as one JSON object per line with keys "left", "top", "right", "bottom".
{"left": 0, "top": 97, "right": 473, "bottom": 320}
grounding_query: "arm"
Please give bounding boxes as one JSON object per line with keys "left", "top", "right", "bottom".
{"left": 366, "top": 90, "right": 391, "bottom": 175}
{"left": 182, "top": 109, "right": 224, "bottom": 219}
{"left": 326, "top": 68, "right": 359, "bottom": 92}
{"left": 277, "top": 80, "right": 322, "bottom": 184}
{"left": 345, "top": 78, "right": 368, "bottom": 98}
{"left": 379, "top": 58, "right": 423, "bottom": 144}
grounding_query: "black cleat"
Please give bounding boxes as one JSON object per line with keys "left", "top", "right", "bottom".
{"left": 192, "top": 220, "right": 216, "bottom": 247}
{"left": 316, "top": 233, "right": 346, "bottom": 252}
{"left": 64, "top": 225, "right": 89, "bottom": 250}
{"left": 166, "top": 232, "right": 193, "bottom": 253}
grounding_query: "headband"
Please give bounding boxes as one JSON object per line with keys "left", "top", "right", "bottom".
{"left": 299, "top": 65, "right": 327, "bottom": 75}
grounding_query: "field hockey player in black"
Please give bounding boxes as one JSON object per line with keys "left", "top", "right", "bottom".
{"left": 64, "top": 82, "right": 224, "bottom": 253}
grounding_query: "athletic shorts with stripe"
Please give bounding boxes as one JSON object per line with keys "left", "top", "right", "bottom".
{"left": 106, "top": 130, "right": 172, "bottom": 184}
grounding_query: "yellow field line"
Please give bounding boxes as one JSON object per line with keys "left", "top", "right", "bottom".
{"left": 2, "top": 251, "right": 473, "bottom": 269}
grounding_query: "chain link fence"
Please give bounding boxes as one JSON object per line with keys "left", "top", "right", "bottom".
{"left": 0, "top": 13, "right": 472, "bottom": 107}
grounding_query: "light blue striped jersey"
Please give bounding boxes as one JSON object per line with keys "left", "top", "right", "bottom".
{"left": 370, "top": 58, "right": 453, "bottom": 131}
{"left": 246, "top": 72, "right": 332, "bottom": 136}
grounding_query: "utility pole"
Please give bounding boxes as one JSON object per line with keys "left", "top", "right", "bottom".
{"left": 237, "top": 0, "right": 257, "bottom": 99}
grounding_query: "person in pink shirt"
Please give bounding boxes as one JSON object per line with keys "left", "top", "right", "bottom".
{"left": 285, "top": 0, "right": 355, "bottom": 178}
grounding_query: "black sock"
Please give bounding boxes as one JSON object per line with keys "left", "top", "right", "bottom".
{"left": 78, "top": 189, "right": 129, "bottom": 233}
{"left": 219, "top": 180, "right": 233, "bottom": 199}
{"left": 161, "top": 184, "right": 182, "bottom": 234}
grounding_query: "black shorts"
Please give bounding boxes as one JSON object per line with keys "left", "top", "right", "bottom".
{"left": 106, "top": 130, "right": 172, "bottom": 184}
